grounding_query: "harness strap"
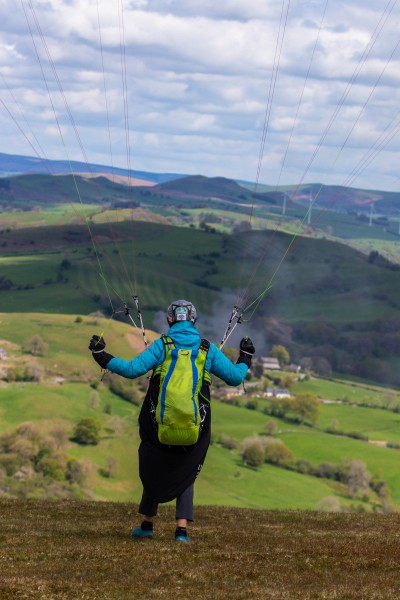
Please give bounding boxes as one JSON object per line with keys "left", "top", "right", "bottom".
{"left": 153, "top": 336, "right": 211, "bottom": 379}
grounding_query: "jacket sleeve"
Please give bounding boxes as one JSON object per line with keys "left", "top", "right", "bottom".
{"left": 207, "top": 343, "right": 248, "bottom": 386}
{"left": 106, "top": 338, "right": 165, "bottom": 379}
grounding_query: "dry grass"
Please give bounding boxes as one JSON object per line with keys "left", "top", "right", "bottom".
{"left": 1, "top": 499, "right": 400, "bottom": 599}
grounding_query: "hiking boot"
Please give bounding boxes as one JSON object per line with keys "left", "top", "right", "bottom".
{"left": 131, "top": 521, "right": 154, "bottom": 540}
{"left": 175, "top": 527, "right": 190, "bottom": 543}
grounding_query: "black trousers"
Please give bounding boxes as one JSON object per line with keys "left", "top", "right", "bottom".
{"left": 138, "top": 483, "right": 194, "bottom": 521}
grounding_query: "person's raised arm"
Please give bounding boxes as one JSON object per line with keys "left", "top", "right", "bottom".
{"left": 209, "top": 337, "right": 255, "bottom": 386}
{"left": 88, "top": 335, "right": 164, "bottom": 379}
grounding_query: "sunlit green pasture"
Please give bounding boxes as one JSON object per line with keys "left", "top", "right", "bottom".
{"left": 0, "top": 380, "right": 360, "bottom": 509}
{"left": 198, "top": 445, "right": 348, "bottom": 510}
{"left": 0, "top": 204, "right": 99, "bottom": 228}
{"left": 281, "top": 429, "right": 400, "bottom": 504}
{"left": 1, "top": 312, "right": 400, "bottom": 509}
{"left": 317, "top": 402, "right": 400, "bottom": 443}
{"left": 293, "top": 377, "right": 400, "bottom": 406}
{"left": 0, "top": 312, "right": 158, "bottom": 376}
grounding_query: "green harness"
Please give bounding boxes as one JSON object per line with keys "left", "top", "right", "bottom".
{"left": 153, "top": 336, "right": 211, "bottom": 446}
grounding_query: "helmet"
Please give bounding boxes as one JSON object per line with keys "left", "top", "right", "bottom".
{"left": 167, "top": 299, "right": 197, "bottom": 324}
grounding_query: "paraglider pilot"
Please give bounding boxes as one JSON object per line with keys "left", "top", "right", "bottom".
{"left": 89, "top": 299, "right": 254, "bottom": 542}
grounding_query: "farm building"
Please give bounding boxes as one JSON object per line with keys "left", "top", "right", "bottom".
{"left": 260, "top": 357, "right": 281, "bottom": 371}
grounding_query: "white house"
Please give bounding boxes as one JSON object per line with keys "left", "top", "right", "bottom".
{"left": 264, "top": 387, "right": 291, "bottom": 399}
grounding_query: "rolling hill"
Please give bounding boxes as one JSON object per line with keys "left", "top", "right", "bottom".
{"left": 1, "top": 312, "right": 400, "bottom": 512}
{"left": 1, "top": 218, "right": 400, "bottom": 385}
{"left": 2, "top": 151, "right": 400, "bottom": 217}
{"left": 1, "top": 152, "right": 400, "bottom": 515}
{"left": 0, "top": 151, "right": 183, "bottom": 183}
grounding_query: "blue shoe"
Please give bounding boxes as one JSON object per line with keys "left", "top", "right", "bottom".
{"left": 175, "top": 533, "right": 190, "bottom": 543}
{"left": 131, "top": 526, "right": 153, "bottom": 540}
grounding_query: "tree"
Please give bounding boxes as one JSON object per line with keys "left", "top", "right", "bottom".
{"left": 271, "top": 344, "right": 290, "bottom": 367}
{"left": 218, "top": 434, "right": 239, "bottom": 450}
{"left": 16, "top": 422, "right": 41, "bottom": 441}
{"left": 292, "top": 393, "right": 320, "bottom": 426}
{"left": 35, "top": 454, "right": 65, "bottom": 481}
{"left": 263, "top": 438, "right": 293, "bottom": 465}
{"left": 104, "top": 402, "right": 112, "bottom": 415}
{"left": 300, "top": 357, "right": 314, "bottom": 373}
{"left": 10, "top": 437, "right": 37, "bottom": 461}
{"left": 280, "top": 374, "right": 296, "bottom": 389}
{"left": 241, "top": 436, "right": 265, "bottom": 468}
{"left": 89, "top": 390, "right": 100, "bottom": 409}
{"left": 26, "top": 335, "right": 48, "bottom": 356}
{"left": 100, "top": 456, "right": 119, "bottom": 479}
{"left": 317, "top": 496, "right": 341, "bottom": 512}
{"left": 73, "top": 418, "right": 101, "bottom": 445}
{"left": 25, "top": 363, "right": 44, "bottom": 382}
{"left": 269, "top": 397, "right": 293, "bottom": 419}
{"left": 245, "top": 399, "right": 258, "bottom": 411}
{"left": 107, "top": 416, "right": 123, "bottom": 435}
{"left": 347, "top": 460, "right": 371, "bottom": 498}
{"left": 313, "top": 357, "right": 332, "bottom": 377}
{"left": 51, "top": 425, "right": 68, "bottom": 450}
{"left": 66, "top": 457, "right": 91, "bottom": 486}
{"left": 264, "top": 419, "right": 278, "bottom": 436}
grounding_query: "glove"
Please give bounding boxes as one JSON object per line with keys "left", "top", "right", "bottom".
{"left": 89, "top": 335, "right": 106, "bottom": 352}
{"left": 236, "top": 336, "right": 255, "bottom": 367}
{"left": 88, "top": 335, "right": 114, "bottom": 369}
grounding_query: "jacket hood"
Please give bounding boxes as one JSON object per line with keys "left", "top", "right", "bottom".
{"left": 167, "top": 320, "right": 201, "bottom": 348}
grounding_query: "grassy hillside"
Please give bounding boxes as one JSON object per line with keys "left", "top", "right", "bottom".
{"left": 1, "top": 312, "right": 400, "bottom": 511}
{"left": 1, "top": 499, "right": 400, "bottom": 599}
{"left": 0, "top": 173, "right": 134, "bottom": 208}
{"left": 3, "top": 169, "right": 400, "bottom": 247}
{"left": 1, "top": 220, "right": 400, "bottom": 324}
{"left": 2, "top": 218, "right": 400, "bottom": 384}
{"left": 0, "top": 221, "right": 400, "bottom": 385}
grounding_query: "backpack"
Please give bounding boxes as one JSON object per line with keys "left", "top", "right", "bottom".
{"left": 153, "top": 335, "right": 211, "bottom": 446}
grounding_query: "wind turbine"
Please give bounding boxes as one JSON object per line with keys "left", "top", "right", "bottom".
{"left": 369, "top": 202, "right": 374, "bottom": 227}
{"left": 282, "top": 192, "right": 287, "bottom": 216}
{"left": 307, "top": 190, "right": 313, "bottom": 225}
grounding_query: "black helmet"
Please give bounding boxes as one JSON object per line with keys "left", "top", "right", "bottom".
{"left": 167, "top": 299, "right": 197, "bottom": 324}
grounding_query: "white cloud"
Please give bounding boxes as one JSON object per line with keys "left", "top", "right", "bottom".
{"left": 0, "top": 0, "right": 400, "bottom": 190}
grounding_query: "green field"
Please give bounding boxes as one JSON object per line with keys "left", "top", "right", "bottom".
{"left": 1, "top": 312, "right": 400, "bottom": 511}
{"left": 1, "top": 220, "right": 400, "bottom": 326}
{"left": 1, "top": 179, "right": 400, "bottom": 508}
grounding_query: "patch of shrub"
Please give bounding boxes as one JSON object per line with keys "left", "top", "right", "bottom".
{"left": 0, "top": 453, "right": 21, "bottom": 476}
{"left": 387, "top": 442, "right": 400, "bottom": 450}
{"left": 263, "top": 438, "right": 293, "bottom": 466}
{"left": 245, "top": 399, "right": 258, "bottom": 411}
{"left": 105, "top": 376, "right": 141, "bottom": 406}
{"left": 241, "top": 436, "right": 265, "bottom": 468}
{"left": 72, "top": 418, "right": 101, "bottom": 446}
{"left": 219, "top": 434, "right": 240, "bottom": 450}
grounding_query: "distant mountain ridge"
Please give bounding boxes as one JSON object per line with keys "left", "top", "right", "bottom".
{"left": 0, "top": 152, "right": 183, "bottom": 184}
{"left": 150, "top": 175, "right": 249, "bottom": 200}
{"left": 1, "top": 151, "right": 400, "bottom": 215}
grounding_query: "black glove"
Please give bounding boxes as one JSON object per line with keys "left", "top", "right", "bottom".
{"left": 89, "top": 335, "right": 106, "bottom": 352}
{"left": 88, "top": 335, "right": 114, "bottom": 369}
{"left": 236, "top": 336, "right": 255, "bottom": 367}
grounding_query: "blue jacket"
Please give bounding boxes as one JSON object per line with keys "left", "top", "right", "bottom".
{"left": 107, "top": 321, "right": 248, "bottom": 386}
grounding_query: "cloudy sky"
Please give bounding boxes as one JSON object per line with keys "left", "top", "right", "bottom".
{"left": 1, "top": 0, "right": 400, "bottom": 190}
